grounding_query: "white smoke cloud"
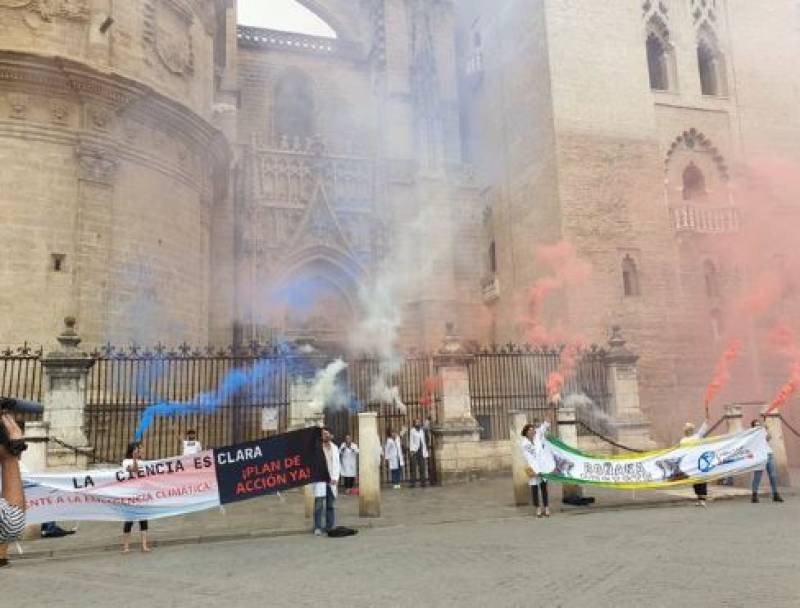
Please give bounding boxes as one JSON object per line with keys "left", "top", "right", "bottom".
{"left": 308, "top": 359, "right": 349, "bottom": 412}
{"left": 370, "top": 375, "right": 407, "bottom": 414}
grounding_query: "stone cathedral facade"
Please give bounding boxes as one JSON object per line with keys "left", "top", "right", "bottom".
{"left": 2, "top": 1, "right": 800, "bottom": 455}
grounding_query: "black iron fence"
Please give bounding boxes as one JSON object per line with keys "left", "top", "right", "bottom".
{"left": 0, "top": 344, "right": 44, "bottom": 425}
{"left": 469, "top": 344, "right": 610, "bottom": 440}
{"left": 0, "top": 341, "right": 611, "bottom": 484}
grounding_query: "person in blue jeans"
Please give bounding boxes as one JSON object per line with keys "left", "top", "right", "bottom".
{"left": 313, "top": 427, "right": 340, "bottom": 535}
{"left": 751, "top": 419, "right": 784, "bottom": 503}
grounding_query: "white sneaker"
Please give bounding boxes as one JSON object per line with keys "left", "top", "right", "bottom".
{"left": 313, "top": 528, "right": 323, "bottom": 536}
{"left": 393, "top": 484, "right": 401, "bottom": 489}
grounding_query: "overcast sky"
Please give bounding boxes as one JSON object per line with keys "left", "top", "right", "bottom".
{"left": 237, "top": 0, "right": 336, "bottom": 37}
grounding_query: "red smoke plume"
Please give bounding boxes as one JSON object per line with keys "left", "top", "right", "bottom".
{"left": 419, "top": 376, "right": 440, "bottom": 407}
{"left": 767, "top": 362, "right": 800, "bottom": 413}
{"left": 703, "top": 340, "right": 743, "bottom": 416}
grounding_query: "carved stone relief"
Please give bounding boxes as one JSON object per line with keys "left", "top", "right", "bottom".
{"left": 0, "top": 0, "right": 89, "bottom": 22}
{"left": 143, "top": 0, "right": 195, "bottom": 77}
{"left": 6, "top": 92, "right": 27, "bottom": 119}
{"left": 49, "top": 98, "right": 69, "bottom": 125}
{"left": 76, "top": 145, "right": 118, "bottom": 186}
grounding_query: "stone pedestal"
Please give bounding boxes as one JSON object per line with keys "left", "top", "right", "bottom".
{"left": 762, "top": 409, "right": 792, "bottom": 487}
{"left": 21, "top": 421, "right": 49, "bottom": 473}
{"left": 358, "top": 412, "right": 381, "bottom": 517}
{"left": 509, "top": 411, "right": 529, "bottom": 506}
{"left": 723, "top": 405, "right": 748, "bottom": 487}
{"left": 557, "top": 406, "right": 582, "bottom": 503}
{"left": 604, "top": 326, "right": 656, "bottom": 450}
{"left": 41, "top": 318, "right": 94, "bottom": 470}
{"left": 431, "top": 328, "right": 481, "bottom": 484}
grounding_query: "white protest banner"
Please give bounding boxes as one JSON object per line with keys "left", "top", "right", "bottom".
{"left": 532, "top": 427, "right": 770, "bottom": 489}
{"left": 22, "top": 451, "right": 220, "bottom": 524}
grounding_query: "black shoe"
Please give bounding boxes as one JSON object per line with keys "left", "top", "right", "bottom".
{"left": 42, "top": 527, "right": 76, "bottom": 538}
{"left": 751, "top": 493, "right": 759, "bottom": 503}
{"left": 773, "top": 494, "right": 784, "bottom": 503}
{"left": 0, "top": 558, "right": 8, "bottom": 568}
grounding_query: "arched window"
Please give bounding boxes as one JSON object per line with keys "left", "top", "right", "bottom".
{"left": 622, "top": 255, "right": 641, "bottom": 297}
{"left": 645, "top": 17, "right": 674, "bottom": 91}
{"left": 273, "top": 71, "right": 314, "bottom": 141}
{"left": 704, "top": 260, "right": 720, "bottom": 298}
{"left": 682, "top": 162, "right": 707, "bottom": 201}
{"left": 697, "top": 28, "right": 727, "bottom": 96}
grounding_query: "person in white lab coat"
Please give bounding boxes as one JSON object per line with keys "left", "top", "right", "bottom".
{"left": 339, "top": 434, "right": 359, "bottom": 495}
{"left": 384, "top": 429, "right": 404, "bottom": 489}
{"left": 313, "top": 427, "right": 340, "bottom": 535}
{"left": 409, "top": 419, "right": 428, "bottom": 487}
{"left": 520, "top": 421, "right": 550, "bottom": 517}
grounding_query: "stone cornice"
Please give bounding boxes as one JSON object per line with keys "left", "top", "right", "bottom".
{"left": 0, "top": 51, "right": 229, "bottom": 164}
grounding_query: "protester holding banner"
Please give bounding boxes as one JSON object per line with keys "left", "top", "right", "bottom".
{"left": 750, "top": 420, "right": 784, "bottom": 503}
{"left": 520, "top": 421, "right": 550, "bottom": 517}
{"left": 182, "top": 430, "right": 202, "bottom": 456}
{"left": 680, "top": 421, "right": 710, "bottom": 507}
{"left": 121, "top": 442, "right": 150, "bottom": 552}
{"left": 384, "top": 429, "right": 404, "bottom": 489}
{"left": 339, "top": 435, "right": 359, "bottom": 495}
{"left": 313, "top": 428, "right": 340, "bottom": 536}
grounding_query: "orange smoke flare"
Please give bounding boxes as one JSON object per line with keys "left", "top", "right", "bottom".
{"left": 703, "top": 339, "right": 743, "bottom": 416}
{"left": 766, "top": 362, "right": 800, "bottom": 414}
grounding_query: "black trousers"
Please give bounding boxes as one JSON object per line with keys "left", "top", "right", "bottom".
{"left": 531, "top": 480, "right": 549, "bottom": 508}
{"left": 343, "top": 476, "right": 355, "bottom": 489}
{"left": 123, "top": 520, "right": 149, "bottom": 533}
{"left": 693, "top": 483, "right": 708, "bottom": 499}
{"left": 410, "top": 450, "right": 427, "bottom": 486}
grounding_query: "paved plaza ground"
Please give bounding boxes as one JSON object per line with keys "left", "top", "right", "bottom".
{"left": 3, "top": 478, "right": 798, "bottom": 607}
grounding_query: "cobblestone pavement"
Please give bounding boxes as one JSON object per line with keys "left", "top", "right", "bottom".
{"left": 4, "top": 490, "right": 798, "bottom": 608}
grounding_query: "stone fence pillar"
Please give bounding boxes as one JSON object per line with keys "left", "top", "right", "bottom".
{"left": 557, "top": 405, "right": 582, "bottom": 504}
{"left": 604, "top": 326, "right": 654, "bottom": 450}
{"left": 509, "top": 410, "right": 529, "bottom": 506}
{"left": 762, "top": 408, "right": 791, "bottom": 487}
{"left": 21, "top": 421, "right": 49, "bottom": 473}
{"left": 431, "top": 327, "right": 481, "bottom": 483}
{"left": 358, "top": 411, "right": 381, "bottom": 517}
{"left": 41, "top": 318, "right": 94, "bottom": 470}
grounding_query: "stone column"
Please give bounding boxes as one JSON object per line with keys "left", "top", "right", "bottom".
{"left": 762, "top": 408, "right": 792, "bottom": 488}
{"left": 509, "top": 411, "right": 529, "bottom": 506}
{"left": 41, "top": 318, "right": 94, "bottom": 470}
{"left": 358, "top": 412, "right": 381, "bottom": 517}
{"left": 723, "top": 405, "right": 746, "bottom": 487}
{"left": 431, "top": 327, "right": 481, "bottom": 483}
{"left": 604, "top": 326, "right": 655, "bottom": 450}
{"left": 557, "top": 405, "right": 582, "bottom": 503}
{"left": 21, "top": 421, "right": 49, "bottom": 473}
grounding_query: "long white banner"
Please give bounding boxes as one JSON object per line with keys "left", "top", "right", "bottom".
{"left": 22, "top": 451, "right": 220, "bottom": 524}
{"left": 534, "top": 427, "right": 770, "bottom": 489}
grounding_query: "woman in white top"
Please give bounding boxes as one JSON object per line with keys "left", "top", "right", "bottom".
{"left": 384, "top": 430, "right": 404, "bottom": 489}
{"left": 520, "top": 421, "right": 550, "bottom": 517}
{"left": 121, "top": 442, "right": 150, "bottom": 552}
